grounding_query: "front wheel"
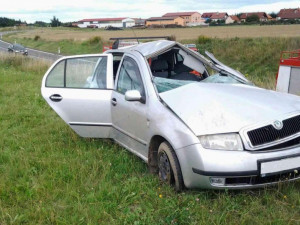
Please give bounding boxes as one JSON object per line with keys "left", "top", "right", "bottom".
{"left": 158, "top": 141, "right": 184, "bottom": 191}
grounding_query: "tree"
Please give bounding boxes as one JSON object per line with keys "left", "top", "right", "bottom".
{"left": 34, "top": 21, "right": 49, "bottom": 27}
{"left": 0, "top": 17, "right": 23, "bottom": 27}
{"left": 236, "top": 13, "right": 243, "bottom": 19}
{"left": 270, "top": 12, "right": 277, "bottom": 19}
{"left": 50, "top": 16, "right": 61, "bottom": 27}
{"left": 205, "top": 18, "right": 211, "bottom": 24}
{"left": 246, "top": 15, "right": 260, "bottom": 23}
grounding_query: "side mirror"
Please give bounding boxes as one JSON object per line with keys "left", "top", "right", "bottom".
{"left": 125, "top": 90, "right": 145, "bottom": 103}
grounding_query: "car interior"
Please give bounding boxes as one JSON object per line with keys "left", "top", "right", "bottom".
{"left": 149, "top": 48, "right": 209, "bottom": 82}
{"left": 109, "top": 47, "right": 246, "bottom": 93}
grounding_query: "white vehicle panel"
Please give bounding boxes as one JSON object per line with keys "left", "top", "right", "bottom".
{"left": 261, "top": 156, "right": 300, "bottom": 175}
{"left": 41, "top": 54, "right": 113, "bottom": 138}
{"left": 276, "top": 66, "right": 291, "bottom": 93}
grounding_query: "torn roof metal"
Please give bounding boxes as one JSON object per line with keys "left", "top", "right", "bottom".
{"left": 107, "top": 40, "right": 248, "bottom": 82}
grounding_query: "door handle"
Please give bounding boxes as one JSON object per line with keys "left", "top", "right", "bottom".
{"left": 50, "top": 94, "right": 63, "bottom": 102}
{"left": 111, "top": 98, "right": 117, "bottom": 106}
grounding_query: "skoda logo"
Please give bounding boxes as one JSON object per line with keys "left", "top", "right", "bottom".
{"left": 273, "top": 120, "right": 283, "bottom": 130}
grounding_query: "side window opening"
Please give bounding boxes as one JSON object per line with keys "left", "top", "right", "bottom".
{"left": 112, "top": 54, "right": 124, "bottom": 81}
{"left": 150, "top": 47, "right": 250, "bottom": 93}
{"left": 45, "top": 56, "right": 108, "bottom": 89}
{"left": 150, "top": 49, "right": 202, "bottom": 81}
{"left": 117, "top": 56, "right": 145, "bottom": 96}
{"left": 149, "top": 48, "right": 208, "bottom": 93}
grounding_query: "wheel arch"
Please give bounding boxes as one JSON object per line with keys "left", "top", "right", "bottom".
{"left": 148, "top": 135, "right": 179, "bottom": 174}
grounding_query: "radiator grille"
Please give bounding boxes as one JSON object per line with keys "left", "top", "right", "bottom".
{"left": 247, "top": 115, "right": 300, "bottom": 147}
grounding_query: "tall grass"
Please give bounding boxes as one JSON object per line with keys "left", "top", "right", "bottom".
{"left": 0, "top": 53, "right": 51, "bottom": 73}
{"left": 0, "top": 44, "right": 300, "bottom": 224}
{"left": 197, "top": 37, "right": 300, "bottom": 89}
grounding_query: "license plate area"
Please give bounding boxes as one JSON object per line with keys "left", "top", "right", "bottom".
{"left": 260, "top": 156, "right": 300, "bottom": 177}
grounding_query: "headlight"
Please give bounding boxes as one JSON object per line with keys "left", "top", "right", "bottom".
{"left": 199, "top": 133, "right": 243, "bottom": 151}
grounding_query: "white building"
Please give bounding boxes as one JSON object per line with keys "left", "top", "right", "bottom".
{"left": 225, "top": 15, "right": 241, "bottom": 24}
{"left": 77, "top": 17, "right": 135, "bottom": 28}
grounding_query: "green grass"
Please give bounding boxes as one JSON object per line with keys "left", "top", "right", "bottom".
{"left": 3, "top": 34, "right": 103, "bottom": 55}
{"left": 195, "top": 37, "right": 300, "bottom": 89}
{"left": 0, "top": 46, "right": 300, "bottom": 224}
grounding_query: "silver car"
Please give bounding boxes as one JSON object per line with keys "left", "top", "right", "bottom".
{"left": 8, "top": 44, "right": 28, "bottom": 55}
{"left": 41, "top": 40, "right": 300, "bottom": 190}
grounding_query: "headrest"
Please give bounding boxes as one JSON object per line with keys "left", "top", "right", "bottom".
{"left": 151, "top": 59, "right": 168, "bottom": 72}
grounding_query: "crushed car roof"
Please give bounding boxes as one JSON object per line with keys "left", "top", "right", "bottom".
{"left": 108, "top": 40, "right": 176, "bottom": 57}
{"left": 107, "top": 40, "right": 248, "bottom": 82}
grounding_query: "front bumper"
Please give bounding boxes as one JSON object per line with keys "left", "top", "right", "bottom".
{"left": 176, "top": 144, "right": 300, "bottom": 189}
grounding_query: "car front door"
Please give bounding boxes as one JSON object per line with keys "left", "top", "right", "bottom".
{"left": 111, "top": 55, "right": 148, "bottom": 160}
{"left": 41, "top": 54, "right": 114, "bottom": 138}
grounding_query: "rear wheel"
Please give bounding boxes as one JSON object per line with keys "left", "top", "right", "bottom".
{"left": 158, "top": 141, "right": 184, "bottom": 191}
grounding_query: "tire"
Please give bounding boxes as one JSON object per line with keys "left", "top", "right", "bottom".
{"left": 158, "top": 141, "right": 184, "bottom": 191}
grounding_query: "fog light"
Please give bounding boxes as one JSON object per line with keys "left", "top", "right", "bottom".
{"left": 210, "top": 177, "right": 226, "bottom": 186}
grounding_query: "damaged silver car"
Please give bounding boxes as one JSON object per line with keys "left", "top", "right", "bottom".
{"left": 41, "top": 40, "right": 300, "bottom": 190}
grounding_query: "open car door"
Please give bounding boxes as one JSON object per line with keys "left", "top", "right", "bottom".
{"left": 41, "top": 54, "right": 113, "bottom": 138}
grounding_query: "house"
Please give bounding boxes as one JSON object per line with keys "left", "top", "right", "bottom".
{"left": 225, "top": 15, "right": 241, "bottom": 24}
{"left": 162, "top": 12, "right": 205, "bottom": 26}
{"left": 77, "top": 17, "right": 135, "bottom": 28}
{"left": 277, "top": 8, "right": 300, "bottom": 20}
{"left": 201, "top": 12, "right": 217, "bottom": 20}
{"left": 240, "top": 12, "right": 270, "bottom": 22}
{"left": 210, "top": 12, "right": 228, "bottom": 22}
{"left": 134, "top": 18, "right": 146, "bottom": 26}
{"left": 146, "top": 16, "right": 185, "bottom": 26}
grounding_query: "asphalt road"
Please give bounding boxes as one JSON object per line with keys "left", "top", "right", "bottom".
{"left": 0, "top": 31, "right": 62, "bottom": 62}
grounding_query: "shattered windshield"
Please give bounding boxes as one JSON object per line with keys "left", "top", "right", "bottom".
{"left": 154, "top": 73, "right": 248, "bottom": 93}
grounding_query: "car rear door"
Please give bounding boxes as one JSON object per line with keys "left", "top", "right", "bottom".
{"left": 41, "top": 54, "right": 114, "bottom": 138}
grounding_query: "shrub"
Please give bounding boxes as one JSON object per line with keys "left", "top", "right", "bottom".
{"left": 246, "top": 15, "right": 260, "bottom": 23}
{"left": 88, "top": 36, "right": 103, "bottom": 45}
{"left": 167, "top": 35, "right": 176, "bottom": 41}
{"left": 34, "top": 35, "right": 40, "bottom": 41}
{"left": 197, "top": 35, "right": 212, "bottom": 44}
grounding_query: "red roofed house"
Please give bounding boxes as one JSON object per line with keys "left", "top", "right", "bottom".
{"left": 77, "top": 17, "right": 135, "bottom": 28}
{"left": 146, "top": 16, "right": 186, "bottom": 26}
{"left": 225, "top": 15, "right": 241, "bottom": 24}
{"left": 210, "top": 12, "right": 228, "bottom": 21}
{"left": 162, "top": 12, "right": 205, "bottom": 26}
{"left": 240, "top": 12, "right": 270, "bottom": 22}
{"left": 201, "top": 12, "right": 217, "bottom": 20}
{"left": 277, "top": 8, "right": 300, "bottom": 20}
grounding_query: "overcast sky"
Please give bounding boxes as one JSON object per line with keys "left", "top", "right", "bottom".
{"left": 1, "top": 0, "right": 299, "bottom": 23}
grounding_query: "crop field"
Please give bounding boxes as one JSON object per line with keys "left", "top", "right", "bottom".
{"left": 5, "top": 25, "right": 300, "bottom": 42}
{"left": 0, "top": 35, "right": 300, "bottom": 224}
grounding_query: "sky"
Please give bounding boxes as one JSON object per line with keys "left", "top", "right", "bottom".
{"left": 0, "top": 0, "right": 299, "bottom": 23}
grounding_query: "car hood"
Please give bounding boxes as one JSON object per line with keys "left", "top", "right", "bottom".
{"left": 159, "top": 83, "right": 300, "bottom": 136}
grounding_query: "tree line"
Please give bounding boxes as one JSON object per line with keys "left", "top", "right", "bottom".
{"left": 0, "top": 17, "right": 24, "bottom": 27}
{"left": 0, "top": 16, "right": 66, "bottom": 27}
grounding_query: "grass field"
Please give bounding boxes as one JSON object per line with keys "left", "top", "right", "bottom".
{"left": 3, "top": 25, "right": 300, "bottom": 55}
{"left": 0, "top": 41, "right": 300, "bottom": 224}
{"left": 5, "top": 25, "right": 300, "bottom": 41}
